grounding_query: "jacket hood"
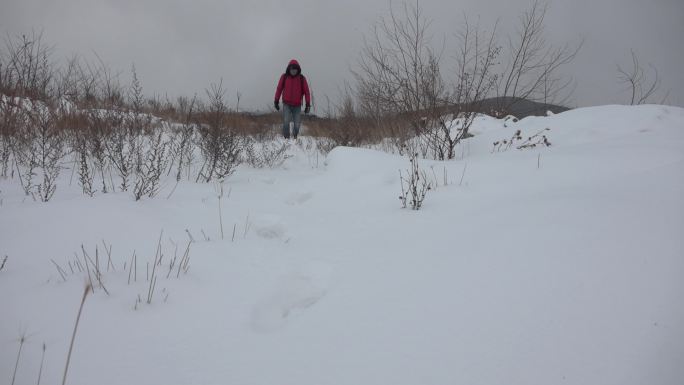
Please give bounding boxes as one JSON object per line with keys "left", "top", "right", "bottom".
{"left": 286, "top": 59, "right": 302, "bottom": 75}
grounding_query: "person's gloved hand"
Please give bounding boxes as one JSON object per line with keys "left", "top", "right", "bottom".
{"left": 274, "top": 100, "right": 280, "bottom": 111}
{"left": 304, "top": 104, "right": 311, "bottom": 114}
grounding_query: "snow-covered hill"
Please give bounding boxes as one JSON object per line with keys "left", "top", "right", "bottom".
{"left": 1, "top": 104, "right": 683, "bottom": 385}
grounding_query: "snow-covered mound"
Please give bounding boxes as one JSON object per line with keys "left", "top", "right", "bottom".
{"left": 1, "top": 105, "right": 683, "bottom": 385}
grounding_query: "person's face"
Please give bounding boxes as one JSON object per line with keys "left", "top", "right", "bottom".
{"left": 290, "top": 68, "right": 298, "bottom": 76}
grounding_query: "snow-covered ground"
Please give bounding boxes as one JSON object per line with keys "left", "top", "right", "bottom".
{"left": 1, "top": 105, "right": 683, "bottom": 385}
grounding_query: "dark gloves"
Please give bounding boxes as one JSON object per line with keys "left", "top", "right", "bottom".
{"left": 304, "top": 104, "right": 311, "bottom": 114}
{"left": 274, "top": 100, "right": 280, "bottom": 111}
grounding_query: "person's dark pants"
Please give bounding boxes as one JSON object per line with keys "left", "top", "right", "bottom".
{"left": 282, "top": 104, "right": 302, "bottom": 139}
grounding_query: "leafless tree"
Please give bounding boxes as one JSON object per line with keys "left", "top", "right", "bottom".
{"left": 354, "top": 0, "right": 447, "bottom": 153}
{"left": 496, "top": 0, "right": 582, "bottom": 113}
{"left": 424, "top": 16, "right": 500, "bottom": 160}
{"left": 617, "top": 50, "right": 668, "bottom": 105}
{"left": 354, "top": 2, "right": 504, "bottom": 160}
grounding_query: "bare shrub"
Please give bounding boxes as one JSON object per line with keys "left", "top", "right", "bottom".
{"left": 0, "top": 95, "right": 22, "bottom": 178}
{"left": 73, "top": 130, "right": 95, "bottom": 196}
{"left": 0, "top": 132, "right": 10, "bottom": 178}
{"left": 196, "top": 80, "right": 243, "bottom": 182}
{"left": 133, "top": 130, "right": 171, "bottom": 200}
{"left": 103, "top": 66, "right": 153, "bottom": 192}
{"left": 171, "top": 96, "right": 197, "bottom": 181}
{"left": 128, "top": 64, "right": 154, "bottom": 134}
{"left": 399, "top": 151, "right": 431, "bottom": 210}
{"left": 0, "top": 30, "right": 54, "bottom": 100}
{"left": 84, "top": 110, "right": 111, "bottom": 193}
{"left": 516, "top": 128, "right": 551, "bottom": 149}
{"left": 9, "top": 111, "right": 38, "bottom": 197}
{"left": 244, "top": 138, "right": 290, "bottom": 168}
{"left": 32, "top": 106, "right": 66, "bottom": 201}
{"left": 492, "top": 127, "right": 551, "bottom": 152}
{"left": 57, "top": 106, "right": 96, "bottom": 196}
{"left": 308, "top": 85, "right": 377, "bottom": 148}
{"left": 103, "top": 111, "right": 137, "bottom": 193}
{"left": 10, "top": 102, "right": 66, "bottom": 201}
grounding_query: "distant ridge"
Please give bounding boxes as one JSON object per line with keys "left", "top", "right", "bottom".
{"left": 475, "top": 96, "right": 570, "bottom": 118}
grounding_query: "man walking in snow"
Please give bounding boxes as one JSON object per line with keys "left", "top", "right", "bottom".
{"left": 274, "top": 59, "right": 311, "bottom": 139}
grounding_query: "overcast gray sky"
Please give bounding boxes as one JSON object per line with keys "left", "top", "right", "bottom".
{"left": 2, "top": 0, "right": 683, "bottom": 111}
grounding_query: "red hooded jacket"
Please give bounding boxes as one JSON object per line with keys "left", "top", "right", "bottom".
{"left": 274, "top": 59, "right": 311, "bottom": 107}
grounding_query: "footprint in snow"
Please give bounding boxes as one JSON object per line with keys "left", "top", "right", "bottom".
{"left": 250, "top": 261, "right": 333, "bottom": 333}
{"left": 252, "top": 214, "right": 287, "bottom": 240}
{"left": 285, "top": 191, "right": 313, "bottom": 205}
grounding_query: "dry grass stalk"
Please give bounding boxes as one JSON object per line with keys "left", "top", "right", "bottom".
{"left": 62, "top": 284, "right": 90, "bottom": 385}
{"left": 11, "top": 332, "right": 27, "bottom": 385}
{"left": 36, "top": 343, "right": 46, "bottom": 385}
{"left": 51, "top": 259, "right": 68, "bottom": 282}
